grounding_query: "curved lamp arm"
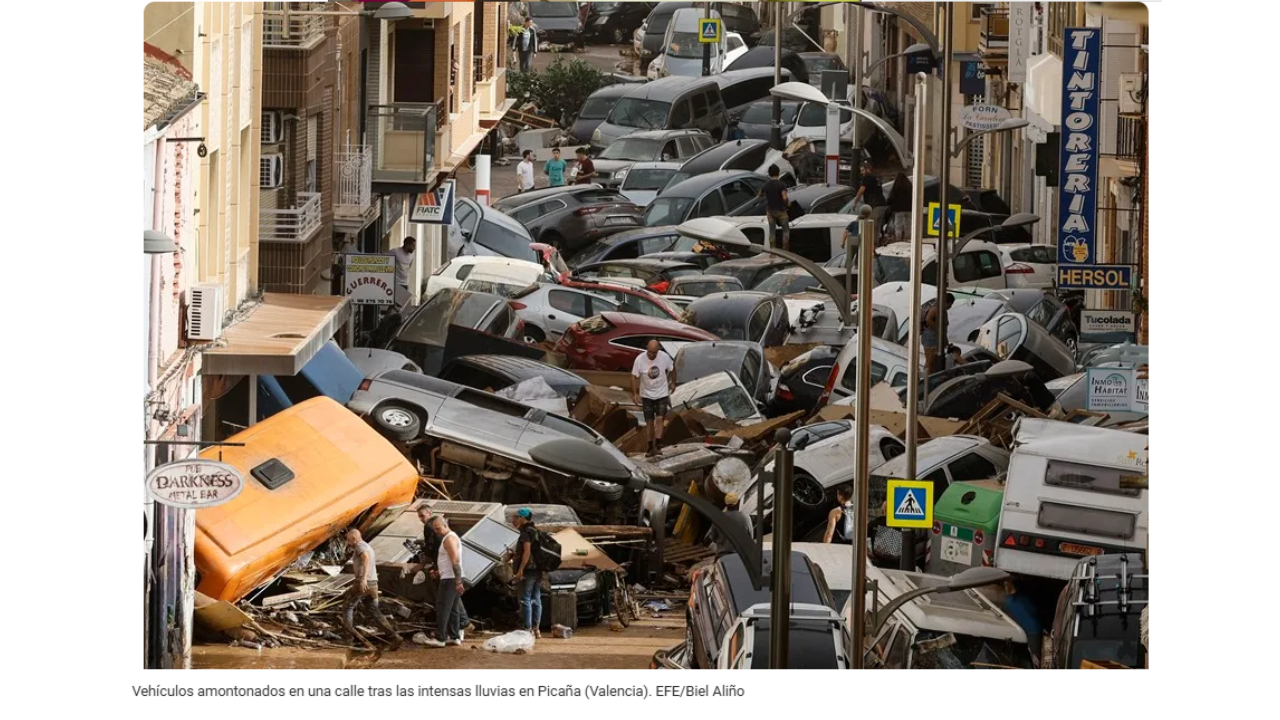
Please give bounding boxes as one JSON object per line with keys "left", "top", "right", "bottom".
{"left": 951, "top": 120, "right": 1031, "bottom": 159}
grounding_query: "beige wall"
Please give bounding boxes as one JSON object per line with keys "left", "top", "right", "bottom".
{"left": 145, "top": 2, "right": 196, "bottom": 73}
{"left": 188, "top": 2, "right": 263, "bottom": 305}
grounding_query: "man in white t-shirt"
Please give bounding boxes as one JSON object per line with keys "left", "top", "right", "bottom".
{"left": 341, "top": 527, "right": 402, "bottom": 650}
{"left": 516, "top": 150, "right": 536, "bottom": 192}
{"left": 631, "top": 339, "right": 676, "bottom": 455}
{"left": 390, "top": 236, "right": 416, "bottom": 311}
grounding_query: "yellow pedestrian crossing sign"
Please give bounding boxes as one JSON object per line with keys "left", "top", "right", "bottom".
{"left": 926, "top": 202, "right": 963, "bottom": 239}
{"left": 699, "top": 18, "right": 722, "bottom": 43}
{"left": 886, "top": 479, "right": 933, "bottom": 529}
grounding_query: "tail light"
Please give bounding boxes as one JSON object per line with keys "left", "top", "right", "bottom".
{"left": 973, "top": 530, "right": 985, "bottom": 545}
{"left": 358, "top": 379, "right": 372, "bottom": 392}
{"left": 816, "top": 363, "right": 840, "bottom": 406}
{"left": 1005, "top": 263, "right": 1034, "bottom": 274}
{"left": 982, "top": 549, "right": 993, "bottom": 566}
{"left": 509, "top": 301, "right": 527, "bottom": 310}
{"left": 575, "top": 206, "right": 603, "bottom": 217}
{"left": 776, "top": 385, "right": 795, "bottom": 401}
{"left": 931, "top": 521, "right": 942, "bottom": 535}
{"left": 649, "top": 280, "right": 670, "bottom": 294}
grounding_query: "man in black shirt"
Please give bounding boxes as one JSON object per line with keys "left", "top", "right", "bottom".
{"left": 852, "top": 159, "right": 887, "bottom": 209}
{"left": 759, "top": 164, "right": 791, "bottom": 251}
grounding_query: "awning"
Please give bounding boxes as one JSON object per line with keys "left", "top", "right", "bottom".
{"left": 203, "top": 293, "right": 351, "bottom": 376}
{"left": 439, "top": 128, "right": 491, "bottom": 174}
{"left": 480, "top": 98, "right": 518, "bottom": 129}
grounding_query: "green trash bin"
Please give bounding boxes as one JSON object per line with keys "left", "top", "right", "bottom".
{"left": 926, "top": 480, "right": 1004, "bottom": 576}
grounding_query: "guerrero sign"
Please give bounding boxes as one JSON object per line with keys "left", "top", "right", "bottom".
{"left": 343, "top": 254, "right": 396, "bottom": 306}
{"left": 1057, "top": 29, "right": 1101, "bottom": 271}
{"left": 146, "top": 459, "right": 244, "bottom": 509}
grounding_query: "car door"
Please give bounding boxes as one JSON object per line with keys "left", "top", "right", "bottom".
{"left": 586, "top": 293, "right": 621, "bottom": 317}
{"left": 693, "top": 189, "right": 727, "bottom": 218}
{"left": 721, "top": 620, "right": 750, "bottom": 669}
{"left": 450, "top": 199, "right": 480, "bottom": 255}
{"left": 674, "top": 136, "right": 700, "bottom": 158}
{"left": 721, "top": 179, "right": 759, "bottom": 214}
{"left": 953, "top": 248, "right": 1006, "bottom": 289}
{"left": 639, "top": 233, "right": 678, "bottom": 255}
{"left": 544, "top": 288, "right": 593, "bottom": 339}
{"left": 945, "top": 450, "right": 1000, "bottom": 483}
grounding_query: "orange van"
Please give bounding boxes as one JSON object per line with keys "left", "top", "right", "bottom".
{"left": 195, "top": 396, "right": 419, "bottom": 602}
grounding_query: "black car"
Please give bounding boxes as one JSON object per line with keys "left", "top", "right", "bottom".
{"left": 674, "top": 340, "right": 772, "bottom": 406}
{"left": 642, "top": 170, "right": 768, "bottom": 227}
{"left": 437, "top": 355, "right": 591, "bottom": 401}
{"left": 528, "top": 1, "right": 586, "bottom": 49}
{"left": 636, "top": 2, "right": 760, "bottom": 64}
{"left": 565, "top": 225, "right": 681, "bottom": 267}
{"left": 757, "top": 27, "right": 819, "bottom": 54}
{"left": 737, "top": 99, "right": 800, "bottom": 141}
{"left": 666, "top": 138, "right": 791, "bottom": 188}
{"left": 686, "top": 551, "right": 836, "bottom": 669}
{"left": 385, "top": 288, "right": 531, "bottom": 374}
{"left": 682, "top": 291, "right": 790, "bottom": 347}
{"left": 513, "top": 504, "right": 607, "bottom": 626}
{"left": 864, "top": 177, "right": 1029, "bottom": 242}
{"left": 711, "top": 255, "right": 795, "bottom": 289}
{"left": 732, "top": 183, "right": 857, "bottom": 217}
{"left": 586, "top": 1, "right": 655, "bottom": 44}
{"left": 717, "top": 1, "right": 762, "bottom": 45}
{"left": 645, "top": 250, "right": 720, "bottom": 271}
{"left": 921, "top": 360, "right": 1057, "bottom": 421}
{"left": 492, "top": 184, "right": 643, "bottom": 253}
{"left": 799, "top": 52, "right": 846, "bottom": 86}
{"left": 714, "top": 68, "right": 795, "bottom": 119}
{"left": 725, "top": 46, "right": 810, "bottom": 84}
{"left": 1051, "top": 554, "right": 1148, "bottom": 669}
{"left": 993, "top": 289, "right": 1080, "bottom": 351}
{"left": 769, "top": 345, "right": 840, "bottom": 416}
{"left": 571, "top": 83, "right": 636, "bottom": 145}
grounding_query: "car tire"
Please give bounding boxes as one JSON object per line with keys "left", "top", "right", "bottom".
{"left": 793, "top": 472, "right": 827, "bottom": 510}
{"left": 523, "top": 325, "right": 547, "bottom": 345}
{"left": 372, "top": 403, "right": 422, "bottom": 443}
{"left": 611, "top": 26, "right": 627, "bottom": 45}
{"left": 584, "top": 479, "right": 625, "bottom": 502}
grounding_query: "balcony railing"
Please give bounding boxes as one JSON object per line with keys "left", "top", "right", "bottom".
{"left": 336, "top": 145, "right": 372, "bottom": 209}
{"left": 260, "top": 191, "right": 323, "bottom": 243}
{"left": 367, "top": 103, "right": 438, "bottom": 185}
{"left": 474, "top": 53, "right": 495, "bottom": 83}
{"left": 1116, "top": 115, "right": 1145, "bottom": 161}
{"left": 979, "top": 7, "right": 1009, "bottom": 57}
{"left": 262, "top": 3, "right": 331, "bottom": 49}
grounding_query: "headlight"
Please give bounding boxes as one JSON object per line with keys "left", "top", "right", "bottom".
{"left": 614, "top": 167, "right": 629, "bottom": 183}
{"left": 592, "top": 128, "right": 602, "bottom": 143}
{"left": 575, "top": 573, "right": 599, "bottom": 592}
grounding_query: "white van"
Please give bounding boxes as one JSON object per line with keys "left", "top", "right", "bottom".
{"left": 874, "top": 240, "right": 1010, "bottom": 290}
{"left": 822, "top": 332, "right": 922, "bottom": 404}
{"left": 994, "top": 418, "right": 1148, "bottom": 581}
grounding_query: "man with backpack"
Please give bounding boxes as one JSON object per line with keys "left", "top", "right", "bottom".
{"left": 512, "top": 508, "right": 561, "bottom": 638}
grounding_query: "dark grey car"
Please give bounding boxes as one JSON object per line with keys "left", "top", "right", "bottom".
{"left": 675, "top": 340, "right": 773, "bottom": 406}
{"left": 641, "top": 170, "right": 768, "bottom": 227}
{"left": 736, "top": 99, "right": 800, "bottom": 141}
{"left": 591, "top": 129, "right": 714, "bottom": 187}
{"left": 492, "top": 185, "right": 642, "bottom": 253}
{"left": 571, "top": 83, "right": 636, "bottom": 145}
{"left": 682, "top": 291, "right": 791, "bottom": 347}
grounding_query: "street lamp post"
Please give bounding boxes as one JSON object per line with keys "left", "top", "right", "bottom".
{"left": 869, "top": 567, "right": 1010, "bottom": 639}
{"left": 936, "top": 1, "right": 955, "bottom": 370}
{"left": 849, "top": 206, "right": 877, "bottom": 669}
{"left": 769, "top": 429, "right": 795, "bottom": 669}
{"left": 903, "top": 73, "right": 929, "bottom": 577}
{"left": 770, "top": 2, "right": 785, "bottom": 149}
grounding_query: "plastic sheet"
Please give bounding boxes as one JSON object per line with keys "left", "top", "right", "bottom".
{"left": 495, "top": 376, "right": 560, "bottom": 402}
{"left": 482, "top": 630, "right": 535, "bottom": 654}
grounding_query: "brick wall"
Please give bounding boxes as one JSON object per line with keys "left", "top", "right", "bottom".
{"left": 1139, "top": 99, "right": 1148, "bottom": 344}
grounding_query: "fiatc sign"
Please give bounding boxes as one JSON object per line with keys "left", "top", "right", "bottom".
{"left": 1057, "top": 29, "right": 1102, "bottom": 277}
{"left": 146, "top": 460, "right": 244, "bottom": 509}
{"left": 410, "top": 179, "right": 456, "bottom": 225}
{"left": 343, "top": 254, "right": 396, "bottom": 306}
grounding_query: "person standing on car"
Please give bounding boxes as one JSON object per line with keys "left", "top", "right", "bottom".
{"left": 515, "top": 16, "right": 538, "bottom": 73}
{"left": 922, "top": 293, "right": 956, "bottom": 375}
{"left": 390, "top": 236, "right": 416, "bottom": 311}
{"left": 402, "top": 505, "right": 472, "bottom": 639}
{"left": 512, "top": 508, "right": 544, "bottom": 639}
{"left": 341, "top": 528, "right": 402, "bottom": 650}
{"left": 573, "top": 147, "right": 597, "bottom": 185}
{"left": 823, "top": 485, "right": 856, "bottom": 544}
{"left": 545, "top": 147, "right": 567, "bottom": 187}
{"left": 517, "top": 150, "right": 536, "bottom": 192}
{"left": 631, "top": 339, "right": 676, "bottom": 455}
{"left": 883, "top": 172, "right": 913, "bottom": 244}
{"left": 851, "top": 158, "right": 887, "bottom": 211}
{"left": 421, "top": 516, "right": 465, "bottom": 647}
{"left": 759, "top": 164, "right": 791, "bottom": 251}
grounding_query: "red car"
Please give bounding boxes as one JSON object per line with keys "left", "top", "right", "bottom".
{"left": 554, "top": 312, "right": 719, "bottom": 371}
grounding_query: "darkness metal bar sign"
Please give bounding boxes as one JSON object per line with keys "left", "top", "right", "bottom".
{"left": 1057, "top": 29, "right": 1102, "bottom": 273}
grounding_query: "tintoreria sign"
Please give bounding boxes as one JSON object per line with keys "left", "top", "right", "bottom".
{"left": 146, "top": 459, "right": 245, "bottom": 509}
{"left": 1057, "top": 29, "right": 1101, "bottom": 270}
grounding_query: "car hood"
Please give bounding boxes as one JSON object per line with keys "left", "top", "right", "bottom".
{"left": 670, "top": 371, "right": 764, "bottom": 425}
{"left": 593, "top": 158, "right": 645, "bottom": 174}
{"left": 531, "top": 18, "right": 580, "bottom": 31}
{"left": 662, "top": 56, "right": 709, "bottom": 77}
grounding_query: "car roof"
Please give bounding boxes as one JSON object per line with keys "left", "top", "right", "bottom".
{"left": 787, "top": 183, "right": 855, "bottom": 202}
{"left": 680, "top": 139, "right": 770, "bottom": 173}
{"left": 720, "top": 551, "right": 827, "bottom": 612}
{"left": 612, "top": 128, "right": 707, "bottom": 141}
{"left": 494, "top": 184, "right": 605, "bottom": 209}
{"left": 674, "top": 273, "right": 740, "bottom": 284}
{"left": 658, "top": 169, "right": 761, "bottom": 198}
{"left": 712, "top": 67, "right": 793, "bottom": 85}
{"left": 597, "top": 311, "right": 717, "bottom": 335}
{"left": 446, "top": 355, "right": 588, "bottom": 384}
{"left": 629, "top": 160, "right": 685, "bottom": 171}
{"left": 799, "top": 51, "right": 842, "bottom": 60}
{"left": 586, "top": 83, "right": 637, "bottom": 100}
{"left": 469, "top": 199, "right": 541, "bottom": 236}
{"left": 676, "top": 339, "right": 757, "bottom": 355}
{"left": 620, "top": 74, "right": 719, "bottom": 101}
{"left": 875, "top": 436, "right": 987, "bottom": 476}
{"left": 584, "top": 258, "right": 698, "bottom": 271}
{"left": 687, "top": 290, "right": 775, "bottom": 313}
{"left": 715, "top": 254, "right": 793, "bottom": 268}
{"left": 594, "top": 225, "right": 680, "bottom": 245}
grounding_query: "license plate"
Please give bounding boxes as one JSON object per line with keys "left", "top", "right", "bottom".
{"left": 605, "top": 216, "right": 636, "bottom": 226}
{"left": 941, "top": 537, "right": 973, "bottom": 564}
{"left": 1059, "top": 542, "right": 1103, "bottom": 556}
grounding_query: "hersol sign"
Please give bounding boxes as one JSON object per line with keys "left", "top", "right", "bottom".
{"left": 146, "top": 460, "right": 244, "bottom": 509}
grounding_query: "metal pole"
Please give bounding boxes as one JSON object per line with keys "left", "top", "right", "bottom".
{"left": 475, "top": 154, "right": 491, "bottom": 206}
{"left": 769, "top": 428, "right": 794, "bottom": 669}
{"left": 771, "top": 2, "right": 785, "bottom": 150}
{"left": 850, "top": 210, "right": 876, "bottom": 669}
{"left": 703, "top": 2, "right": 712, "bottom": 77}
{"left": 935, "top": 2, "right": 954, "bottom": 369}
{"left": 844, "top": 221, "right": 855, "bottom": 325}
{"left": 851, "top": 5, "right": 864, "bottom": 187}
{"left": 906, "top": 73, "right": 926, "bottom": 568}
{"left": 825, "top": 101, "right": 841, "bottom": 187}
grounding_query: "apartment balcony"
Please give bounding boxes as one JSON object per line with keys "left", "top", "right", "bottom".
{"left": 260, "top": 191, "right": 323, "bottom": 243}
{"left": 473, "top": 53, "right": 495, "bottom": 84}
{"left": 979, "top": 7, "right": 1009, "bottom": 59}
{"left": 368, "top": 103, "right": 438, "bottom": 188}
{"left": 333, "top": 145, "right": 379, "bottom": 233}
{"left": 262, "top": 2, "right": 331, "bottom": 50}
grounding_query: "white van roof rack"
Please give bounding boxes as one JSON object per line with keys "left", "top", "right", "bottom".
{"left": 1070, "top": 555, "right": 1149, "bottom": 634}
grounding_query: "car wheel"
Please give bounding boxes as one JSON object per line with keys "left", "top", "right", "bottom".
{"left": 584, "top": 478, "right": 625, "bottom": 502}
{"left": 524, "top": 325, "right": 547, "bottom": 345}
{"left": 611, "top": 26, "right": 627, "bottom": 44}
{"left": 793, "top": 472, "right": 827, "bottom": 510}
{"left": 1065, "top": 334, "right": 1078, "bottom": 353}
{"left": 372, "top": 403, "right": 421, "bottom": 443}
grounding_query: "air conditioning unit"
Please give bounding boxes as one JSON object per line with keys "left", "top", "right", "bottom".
{"left": 1119, "top": 73, "right": 1145, "bottom": 114}
{"left": 187, "top": 282, "right": 225, "bottom": 341}
{"left": 261, "top": 110, "right": 282, "bottom": 144}
{"left": 260, "top": 153, "right": 283, "bottom": 189}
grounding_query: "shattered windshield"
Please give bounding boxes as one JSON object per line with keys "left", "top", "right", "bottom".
{"left": 677, "top": 384, "right": 757, "bottom": 421}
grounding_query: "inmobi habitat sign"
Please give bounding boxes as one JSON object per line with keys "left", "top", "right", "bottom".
{"left": 343, "top": 254, "right": 396, "bottom": 306}
{"left": 1085, "top": 367, "right": 1148, "bottom": 414}
{"left": 146, "top": 459, "right": 244, "bottom": 509}
{"left": 1057, "top": 28, "right": 1101, "bottom": 269}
